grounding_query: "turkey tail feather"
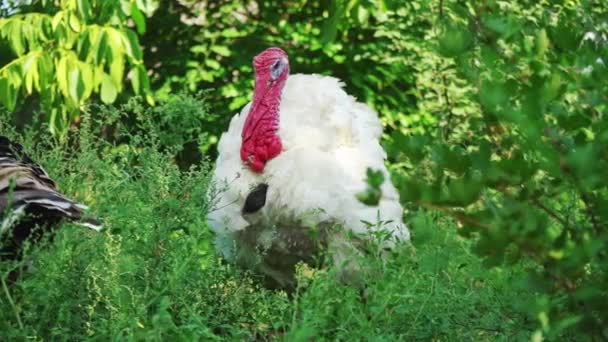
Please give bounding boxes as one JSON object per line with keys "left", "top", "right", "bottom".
{"left": 0, "top": 136, "right": 102, "bottom": 260}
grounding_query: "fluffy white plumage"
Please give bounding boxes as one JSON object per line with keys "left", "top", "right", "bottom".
{"left": 208, "top": 74, "right": 409, "bottom": 288}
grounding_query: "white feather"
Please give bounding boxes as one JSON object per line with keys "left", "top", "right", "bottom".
{"left": 208, "top": 74, "right": 410, "bottom": 284}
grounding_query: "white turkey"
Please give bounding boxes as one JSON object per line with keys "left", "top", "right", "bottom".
{"left": 0, "top": 136, "right": 101, "bottom": 261}
{"left": 208, "top": 47, "right": 409, "bottom": 289}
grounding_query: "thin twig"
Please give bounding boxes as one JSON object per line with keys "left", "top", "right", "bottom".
{"left": 493, "top": 184, "right": 572, "bottom": 231}
{"left": 419, "top": 202, "right": 490, "bottom": 230}
{"left": 441, "top": 74, "right": 456, "bottom": 140}
{"left": 543, "top": 129, "right": 602, "bottom": 234}
{"left": 531, "top": 197, "right": 570, "bottom": 229}
{"left": 435, "top": 0, "right": 455, "bottom": 141}
{"left": 2, "top": 276, "right": 23, "bottom": 330}
{"left": 580, "top": 193, "right": 601, "bottom": 235}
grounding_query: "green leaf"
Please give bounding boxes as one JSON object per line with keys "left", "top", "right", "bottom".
{"left": 356, "top": 188, "right": 382, "bottom": 206}
{"left": 437, "top": 24, "right": 472, "bottom": 58}
{"left": 79, "top": 62, "right": 94, "bottom": 99}
{"left": 9, "top": 22, "right": 25, "bottom": 56}
{"left": 388, "top": 132, "right": 428, "bottom": 162}
{"left": 205, "top": 59, "right": 220, "bottom": 70}
{"left": 549, "top": 22, "right": 579, "bottom": 51}
{"left": 23, "top": 54, "right": 39, "bottom": 94}
{"left": 68, "top": 64, "right": 84, "bottom": 103}
{"left": 131, "top": 66, "right": 141, "bottom": 94}
{"left": 536, "top": 29, "right": 549, "bottom": 57}
{"left": 106, "top": 28, "right": 125, "bottom": 62}
{"left": 109, "top": 54, "right": 125, "bottom": 92}
{"left": 95, "top": 30, "right": 108, "bottom": 64}
{"left": 443, "top": 176, "right": 482, "bottom": 206}
{"left": 122, "top": 29, "right": 143, "bottom": 61}
{"left": 357, "top": 168, "right": 386, "bottom": 206}
{"left": 77, "top": 0, "right": 91, "bottom": 22}
{"left": 68, "top": 12, "right": 82, "bottom": 32}
{"left": 48, "top": 107, "right": 59, "bottom": 136}
{"left": 479, "top": 80, "right": 508, "bottom": 112}
{"left": 366, "top": 168, "right": 385, "bottom": 188}
{"left": 92, "top": 65, "right": 104, "bottom": 88}
{"left": 321, "top": 0, "right": 344, "bottom": 45}
{"left": 130, "top": 3, "right": 146, "bottom": 34}
{"left": 0, "top": 78, "right": 17, "bottom": 111}
{"left": 51, "top": 11, "right": 64, "bottom": 30}
{"left": 357, "top": 6, "right": 370, "bottom": 24}
{"left": 483, "top": 15, "right": 520, "bottom": 39}
{"left": 76, "top": 29, "right": 91, "bottom": 60}
{"left": 56, "top": 57, "right": 69, "bottom": 99}
{"left": 210, "top": 45, "right": 230, "bottom": 57}
{"left": 100, "top": 74, "right": 117, "bottom": 104}
{"left": 131, "top": 64, "right": 149, "bottom": 95}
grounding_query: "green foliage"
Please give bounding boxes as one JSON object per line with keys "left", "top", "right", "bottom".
{"left": 1, "top": 0, "right": 607, "bottom": 339}
{"left": 0, "top": 108, "right": 289, "bottom": 340}
{"left": 0, "top": 107, "right": 535, "bottom": 339}
{"left": 139, "top": 0, "right": 441, "bottom": 155}
{"left": 386, "top": 0, "right": 608, "bottom": 339}
{"left": 0, "top": 0, "right": 154, "bottom": 138}
{"left": 89, "top": 93, "right": 214, "bottom": 166}
{"left": 356, "top": 168, "right": 385, "bottom": 206}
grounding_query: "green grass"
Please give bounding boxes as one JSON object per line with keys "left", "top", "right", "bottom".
{"left": 0, "top": 116, "right": 536, "bottom": 341}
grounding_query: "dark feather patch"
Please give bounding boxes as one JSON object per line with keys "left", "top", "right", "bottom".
{"left": 0, "top": 136, "right": 102, "bottom": 262}
{"left": 243, "top": 183, "right": 268, "bottom": 214}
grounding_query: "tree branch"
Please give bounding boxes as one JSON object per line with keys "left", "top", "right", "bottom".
{"left": 530, "top": 197, "right": 570, "bottom": 229}
{"left": 419, "top": 202, "right": 490, "bottom": 230}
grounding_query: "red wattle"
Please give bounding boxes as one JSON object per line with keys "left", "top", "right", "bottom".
{"left": 240, "top": 48, "right": 289, "bottom": 172}
{"left": 240, "top": 110, "right": 282, "bottom": 172}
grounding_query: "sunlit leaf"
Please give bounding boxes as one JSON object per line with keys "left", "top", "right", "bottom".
{"left": 95, "top": 30, "right": 108, "bottom": 64}
{"left": 67, "top": 12, "right": 82, "bottom": 32}
{"left": 77, "top": 0, "right": 91, "bottom": 22}
{"left": 0, "top": 78, "right": 17, "bottom": 110}
{"left": 23, "top": 54, "right": 38, "bottom": 94}
{"left": 122, "top": 29, "right": 143, "bottom": 60}
{"left": 100, "top": 73, "right": 118, "bottom": 103}
{"left": 210, "top": 45, "right": 230, "bottom": 57}
{"left": 68, "top": 64, "right": 84, "bottom": 103}
{"left": 130, "top": 3, "right": 146, "bottom": 34}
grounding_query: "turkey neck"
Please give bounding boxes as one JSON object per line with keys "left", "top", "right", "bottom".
{"left": 243, "top": 75, "right": 285, "bottom": 141}
{"left": 240, "top": 73, "right": 286, "bottom": 172}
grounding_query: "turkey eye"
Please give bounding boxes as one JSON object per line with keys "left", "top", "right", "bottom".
{"left": 270, "top": 60, "right": 283, "bottom": 79}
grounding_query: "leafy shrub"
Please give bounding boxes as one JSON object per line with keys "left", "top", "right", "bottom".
{"left": 0, "top": 0, "right": 154, "bottom": 137}
{"left": 388, "top": 1, "right": 608, "bottom": 339}
{"left": 0, "top": 103, "right": 535, "bottom": 340}
{"left": 0, "top": 109, "right": 292, "bottom": 340}
{"left": 88, "top": 92, "right": 213, "bottom": 166}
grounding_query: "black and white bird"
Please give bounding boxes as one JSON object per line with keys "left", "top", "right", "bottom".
{"left": 208, "top": 48, "right": 410, "bottom": 289}
{"left": 0, "top": 136, "right": 101, "bottom": 261}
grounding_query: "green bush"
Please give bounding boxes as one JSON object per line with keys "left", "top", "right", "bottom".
{"left": 88, "top": 92, "right": 213, "bottom": 166}
{"left": 0, "top": 106, "right": 535, "bottom": 340}
{"left": 388, "top": 1, "right": 608, "bottom": 339}
{"left": 0, "top": 0, "right": 154, "bottom": 137}
{"left": 2, "top": 0, "right": 606, "bottom": 339}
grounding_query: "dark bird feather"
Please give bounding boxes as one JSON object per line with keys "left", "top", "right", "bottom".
{"left": 242, "top": 183, "right": 268, "bottom": 214}
{"left": 0, "top": 136, "right": 101, "bottom": 260}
